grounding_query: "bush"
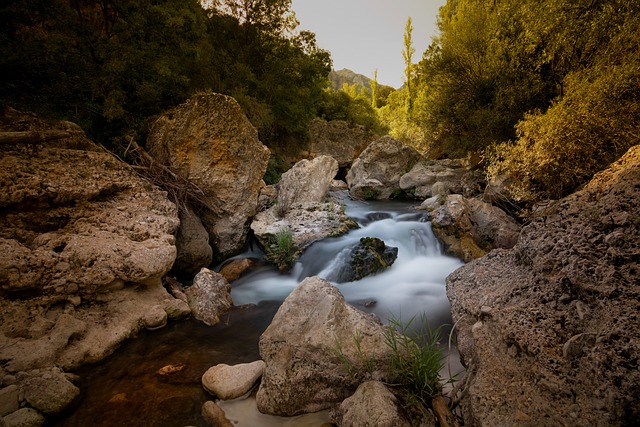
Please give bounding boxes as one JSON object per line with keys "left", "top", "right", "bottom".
{"left": 264, "top": 227, "right": 300, "bottom": 271}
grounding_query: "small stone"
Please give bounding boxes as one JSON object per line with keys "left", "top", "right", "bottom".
{"left": 163, "top": 299, "right": 191, "bottom": 320}
{"left": 143, "top": 305, "right": 168, "bottom": 330}
{"left": 480, "top": 305, "right": 492, "bottom": 315}
{"left": 201, "top": 401, "right": 233, "bottom": 427}
{"left": 202, "top": 361, "right": 265, "bottom": 400}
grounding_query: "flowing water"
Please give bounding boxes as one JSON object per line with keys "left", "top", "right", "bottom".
{"left": 55, "top": 195, "right": 464, "bottom": 427}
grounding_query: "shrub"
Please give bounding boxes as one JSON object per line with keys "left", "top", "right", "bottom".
{"left": 264, "top": 227, "right": 299, "bottom": 271}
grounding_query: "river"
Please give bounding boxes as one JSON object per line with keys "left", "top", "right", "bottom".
{"left": 54, "top": 195, "right": 464, "bottom": 427}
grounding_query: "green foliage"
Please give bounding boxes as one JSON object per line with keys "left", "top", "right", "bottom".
{"left": 263, "top": 153, "right": 285, "bottom": 185}
{"left": 318, "top": 87, "right": 387, "bottom": 134}
{"left": 362, "top": 187, "right": 381, "bottom": 200}
{"left": 0, "top": 0, "right": 331, "bottom": 150}
{"left": 383, "top": 313, "right": 447, "bottom": 408}
{"left": 264, "top": 227, "right": 300, "bottom": 271}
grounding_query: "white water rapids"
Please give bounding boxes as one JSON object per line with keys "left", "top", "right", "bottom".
{"left": 219, "top": 195, "right": 466, "bottom": 426}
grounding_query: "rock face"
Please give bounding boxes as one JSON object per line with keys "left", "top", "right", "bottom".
{"left": 185, "top": 268, "right": 233, "bottom": 326}
{"left": 308, "top": 119, "right": 379, "bottom": 168}
{"left": 328, "top": 237, "right": 398, "bottom": 283}
{"left": 146, "top": 93, "right": 270, "bottom": 259}
{"left": 447, "top": 145, "right": 640, "bottom": 426}
{"left": 428, "top": 195, "right": 521, "bottom": 262}
{"left": 346, "top": 136, "right": 423, "bottom": 200}
{"left": 399, "top": 159, "right": 469, "bottom": 198}
{"left": 0, "top": 110, "right": 184, "bottom": 374}
{"left": 257, "top": 276, "right": 394, "bottom": 416}
{"left": 330, "top": 381, "right": 411, "bottom": 427}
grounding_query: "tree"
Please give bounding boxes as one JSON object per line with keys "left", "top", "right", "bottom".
{"left": 402, "top": 17, "right": 415, "bottom": 112}
{"left": 371, "top": 69, "right": 379, "bottom": 109}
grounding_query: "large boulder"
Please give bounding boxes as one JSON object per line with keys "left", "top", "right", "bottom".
{"left": 146, "top": 93, "right": 270, "bottom": 259}
{"left": 308, "top": 119, "right": 379, "bottom": 168}
{"left": 346, "top": 136, "right": 423, "bottom": 200}
{"left": 257, "top": 276, "right": 394, "bottom": 416}
{"left": 447, "top": 145, "right": 640, "bottom": 426}
{"left": 399, "top": 159, "right": 469, "bottom": 198}
{"left": 427, "top": 195, "right": 521, "bottom": 262}
{"left": 0, "top": 110, "right": 183, "bottom": 373}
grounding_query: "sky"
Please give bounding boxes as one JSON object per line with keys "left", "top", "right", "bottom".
{"left": 291, "top": 0, "right": 447, "bottom": 88}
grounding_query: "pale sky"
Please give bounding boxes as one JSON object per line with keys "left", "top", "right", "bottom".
{"left": 291, "top": 0, "right": 446, "bottom": 88}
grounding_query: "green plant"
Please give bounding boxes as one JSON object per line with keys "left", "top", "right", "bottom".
{"left": 333, "top": 330, "right": 378, "bottom": 382}
{"left": 274, "top": 193, "right": 292, "bottom": 218}
{"left": 383, "top": 313, "right": 447, "bottom": 409}
{"left": 362, "top": 187, "right": 381, "bottom": 200}
{"left": 264, "top": 227, "right": 299, "bottom": 271}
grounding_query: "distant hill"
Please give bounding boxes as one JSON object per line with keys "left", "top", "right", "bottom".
{"left": 329, "top": 68, "right": 396, "bottom": 92}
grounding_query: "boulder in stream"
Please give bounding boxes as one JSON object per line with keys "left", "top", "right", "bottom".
{"left": 257, "top": 276, "right": 394, "bottom": 416}
{"left": 329, "top": 237, "right": 398, "bottom": 283}
{"left": 330, "top": 381, "right": 412, "bottom": 427}
{"left": 185, "top": 268, "right": 233, "bottom": 326}
{"left": 202, "top": 360, "right": 265, "bottom": 400}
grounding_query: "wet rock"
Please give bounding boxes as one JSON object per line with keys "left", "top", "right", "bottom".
{"left": 163, "top": 298, "right": 191, "bottom": 320}
{"left": 147, "top": 93, "right": 270, "bottom": 259}
{"left": 447, "top": 145, "right": 640, "bottom": 426}
{"left": 218, "top": 258, "right": 257, "bottom": 282}
{"left": 202, "top": 361, "right": 265, "bottom": 400}
{"left": 21, "top": 368, "right": 79, "bottom": 415}
{"left": 329, "top": 237, "right": 398, "bottom": 283}
{"left": 185, "top": 268, "right": 232, "bottom": 326}
{"left": 347, "top": 136, "right": 423, "bottom": 200}
{"left": 257, "top": 276, "right": 394, "bottom": 416}
{"left": 201, "top": 401, "right": 233, "bottom": 427}
{"left": 330, "top": 381, "right": 411, "bottom": 427}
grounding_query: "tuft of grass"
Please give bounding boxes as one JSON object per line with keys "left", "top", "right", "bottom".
{"left": 274, "top": 192, "right": 292, "bottom": 218}
{"left": 264, "top": 227, "right": 299, "bottom": 271}
{"left": 383, "top": 313, "right": 447, "bottom": 409}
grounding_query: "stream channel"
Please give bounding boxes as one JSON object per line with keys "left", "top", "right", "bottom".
{"left": 54, "top": 194, "right": 464, "bottom": 427}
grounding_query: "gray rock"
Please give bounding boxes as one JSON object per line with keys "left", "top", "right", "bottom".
{"left": 277, "top": 155, "right": 339, "bottom": 205}
{"left": 330, "top": 381, "right": 411, "bottom": 427}
{"left": 172, "top": 206, "right": 213, "bottom": 276}
{"left": 447, "top": 145, "right": 640, "bottom": 426}
{"left": 347, "top": 136, "right": 423, "bottom": 200}
{"left": 2, "top": 408, "right": 45, "bottom": 427}
{"left": 257, "top": 276, "right": 394, "bottom": 416}
{"left": 202, "top": 361, "right": 265, "bottom": 400}
{"left": 147, "top": 93, "right": 270, "bottom": 258}
{"left": 399, "top": 159, "right": 467, "bottom": 199}
{"left": 185, "top": 268, "right": 233, "bottom": 326}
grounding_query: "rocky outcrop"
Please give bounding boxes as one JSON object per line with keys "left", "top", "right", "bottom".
{"left": 0, "top": 110, "right": 186, "bottom": 377}
{"left": 330, "top": 381, "right": 412, "bottom": 427}
{"left": 202, "top": 361, "right": 265, "bottom": 400}
{"left": 257, "top": 276, "right": 394, "bottom": 416}
{"left": 447, "top": 145, "right": 640, "bottom": 426}
{"left": 346, "top": 136, "right": 423, "bottom": 200}
{"left": 426, "top": 195, "right": 521, "bottom": 262}
{"left": 251, "top": 157, "right": 358, "bottom": 268}
{"left": 185, "top": 268, "right": 232, "bottom": 326}
{"left": 328, "top": 237, "right": 398, "bottom": 283}
{"left": 308, "top": 119, "right": 379, "bottom": 167}
{"left": 399, "top": 159, "right": 469, "bottom": 198}
{"left": 146, "top": 93, "right": 270, "bottom": 259}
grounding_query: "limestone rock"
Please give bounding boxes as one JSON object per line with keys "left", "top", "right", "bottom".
{"left": 430, "top": 195, "right": 521, "bottom": 262}
{"left": 0, "top": 385, "right": 19, "bottom": 417}
{"left": 201, "top": 401, "right": 233, "bottom": 427}
{"left": 185, "top": 268, "right": 233, "bottom": 326}
{"left": 21, "top": 368, "right": 79, "bottom": 415}
{"left": 347, "top": 136, "right": 423, "bottom": 200}
{"left": 163, "top": 298, "right": 191, "bottom": 320}
{"left": 143, "top": 305, "right": 168, "bottom": 330}
{"left": 399, "top": 159, "right": 468, "bottom": 199}
{"left": 202, "top": 360, "right": 265, "bottom": 400}
{"left": 171, "top": 206, "right": 212, "bottom": 276}
{"left": 330, "top": 381, "right": 411, "bottom": 427}
{"left": 447, "top": 145, "right": 640, "bottom": 426}
{"left": 218, "top": 258, "right": 257, "bottom": 282}
{"left": 277, "top": 155, "right": 338, "bottom": 205}
{"left": 308, "top": 119, "right": 379, "bottom": 168}
{"left": 146, "top": 93, "right": 270, "bottom": 258}
{"left": 2, "top": 408, "right": 45, "bottom": 427}
{"left": 257, "top": 276, "right": 394, "bottom": 416}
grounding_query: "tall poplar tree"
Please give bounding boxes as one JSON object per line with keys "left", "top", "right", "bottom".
{"left": 402, "top": 17, "right": 415, "bottom": 112}
{"left": 371, "top": 68, "right": 379, "bottom": 109}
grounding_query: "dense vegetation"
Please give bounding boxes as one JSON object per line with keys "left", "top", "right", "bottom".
{"left": 0, "top": 0, "right": 330, "bottom": 148}
{"left": 383, "top": 0, "right": 640, "bottom": 203}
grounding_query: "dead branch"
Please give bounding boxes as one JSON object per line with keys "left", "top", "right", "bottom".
{"left": 0, "top": 130, "right": 71, "bottom": 145}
